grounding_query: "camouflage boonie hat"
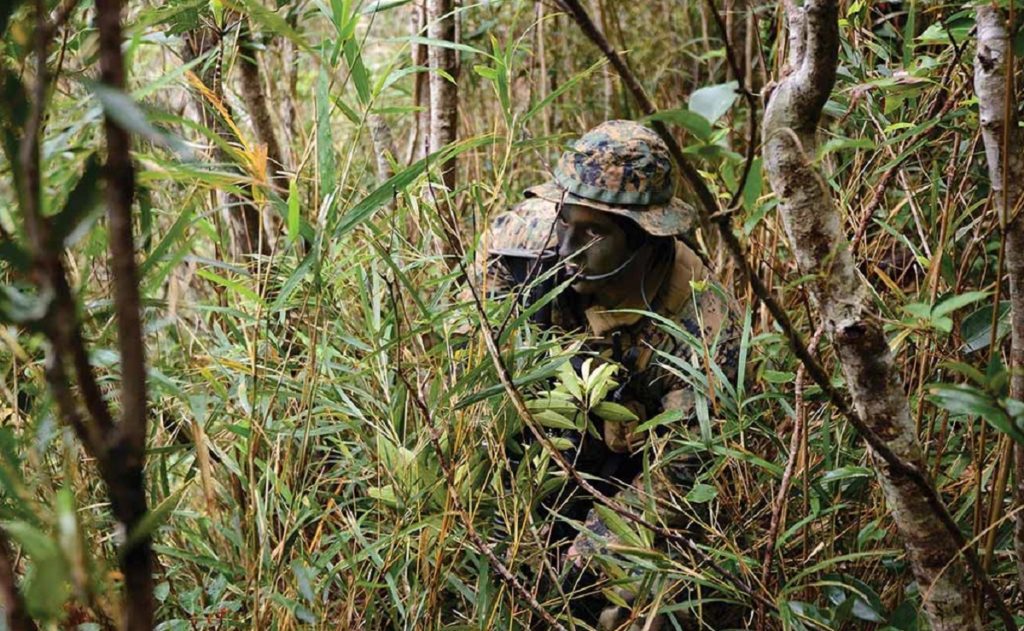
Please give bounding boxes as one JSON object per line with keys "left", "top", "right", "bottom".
{"left": 486, "top": 196, "right": 559, "bottom": 258}
{"left": 526, "top": 120, "right": 697, "bottom": 237}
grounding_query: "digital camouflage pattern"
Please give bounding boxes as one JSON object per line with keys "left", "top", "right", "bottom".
{"left": 525, "top": 120, "right": 698, "bottom": 237}
{"left": 557, "top": 120, "right": 674, "bottom": 205}
{"left": 485, "top": 196, "right": 558, "bottom": 258}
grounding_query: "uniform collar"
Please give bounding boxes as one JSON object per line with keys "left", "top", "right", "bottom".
{"left": 583, "top": 241, "right": 698, "bottom": 336}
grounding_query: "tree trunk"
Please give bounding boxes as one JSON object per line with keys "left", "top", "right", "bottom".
{"left": 426, "top": 0, "right": 458, "bottom": 188}
{"left": 94, "top": 0, "right": 155, "bottom": 628}
{"left": 425, "top": 0, "right": 460, "bottom": 258}
{"left": 407, "top": 0, "right": 430, "bottom": 163}
{"left": 368, "top": 113, "right": 396, "bottom": 183}
{"left": 237, "top": 19, "right": 288, "bottom": 194}
{"left": 762, "top": 2, "right": 980, "bottom": 629}
{"left": 182, "top": 25, "right": 271, "bottom": 259}
{"left": 974, "top": 5, "right": 1024, "bottom": 594}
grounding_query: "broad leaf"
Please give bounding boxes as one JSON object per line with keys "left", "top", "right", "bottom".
{"left": 689, "top": 81, "right": 739, "bottom": 124}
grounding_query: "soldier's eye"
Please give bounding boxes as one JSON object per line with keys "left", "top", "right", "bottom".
{"left": 585, "top": 227, "right": 603, "bottom": 239}
{"left": 556, "top": 215, "right": 568, "bottom": 227}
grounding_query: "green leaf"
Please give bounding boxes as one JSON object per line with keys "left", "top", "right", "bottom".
{"left": 916, "top": 15, "right": 973, "bottom": 46}
{"left": 688, "top": 81, "right": 739, "bottom": 124}
{"left": 960, "top": 300, "right": 1011, "bottom": 353}
{"left": 3, "top": 520, "right": 69, "bottom": 620}
{"left": 361, "top": 0, "right": 413, "bottom": 13}
{"left": 821, "top": 466, "right": 872, "bottom": 484}
{"left": 818, "top": 137, "right": 874, "bottom": 157}
{"left": 592, "top": 401, "right": 638, "bottom": 423}
{"left": 524, "top": 58, "right": 605, "bottom": 123}
{"left": 635, "top": 409, "right": 683, "bottom": 433}
{"left": 533, "top": 410, "right": 578, "bottom": 431}
{"left": 196, "top": 268, "right": 262, "bottom": 303}
{"left": 287, "top": 178, "right": 300, "bottom": 243}
{"left": 87, "top": 82, "right": 194, "bottom": 159}
{"left": 342, "top": 35, "right": 371, "bottom": 105}
{"left": 685, "top": 483, "right": 718, "bottom": 503}
{"left": 317, "top": 67, "right": 337, "bottom": 198}
{"left": 762, "top": 369, "right": 794, "bottom": 384}
{"left": 473, "top": 64, "right": 498, "bottom": 80}
{"left": 125, "top": 482, "right": 193, "bottom": 550}
{"left": 585, "top": 362, "right": 619, "bottom": 405}
{"left": 902, "top": 302, "right": 931, "bottom": 319}
{"left": 930, "top": 383, "right": 1024, "bottom": 445}
{"left": 525, "top": 393, "right": 578, "bottom": 416}
{"left": 556, "top": 359, "right": 584, "bottom": 402}
{"left": 228, "top": 0, "right": 314, "bottom": 53}
{"left": 390, "top": 35, "right": 490, "bottom": 59}
{"left": 50, "top": 154, "right": 103, "bottom": 249}
{"left": 330, "top": 135, "right": 497, "bottom": 241}
{"left": 592, "top": 505, "right": 645, "bottom": 548}
{"left": 741, "top": 158, "right": 762, "bottom": 211}
{"left": 368, "top": 484, "right": 398, "bottom": 507}
{"left": 941, "top": 360, "right": 986, "bottom": 386}
{"left": 547, "top": 437, "right": 576, "bottom": 451}
{"left": 932, "top": 290, "right": 990, "bottom": 319}
{"left": 642, "top": 109, "right": 712, "bottom": 142}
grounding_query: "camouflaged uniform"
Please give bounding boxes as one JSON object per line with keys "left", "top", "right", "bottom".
{"left": 487, "top": 120, "right": 741, "bottom": 627}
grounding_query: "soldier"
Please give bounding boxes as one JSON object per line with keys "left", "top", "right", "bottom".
{"left": 486, "top": 120, "right": 742, "bottom": 629}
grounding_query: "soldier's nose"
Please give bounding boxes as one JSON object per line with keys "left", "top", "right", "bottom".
{"left": 558, "top": 235, "right": 575, "bottom": 259}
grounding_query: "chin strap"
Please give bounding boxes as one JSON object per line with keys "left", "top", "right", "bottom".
{"left": 574, "top": 247, "right": 642, "bottom": 281}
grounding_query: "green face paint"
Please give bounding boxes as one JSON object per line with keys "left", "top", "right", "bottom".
{"left": 556, "top": 204, "right": 637, "bottom": 295}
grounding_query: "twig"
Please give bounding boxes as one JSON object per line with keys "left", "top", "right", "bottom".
{"left": 760, "top": 325, "right": 824, "bottom": 608}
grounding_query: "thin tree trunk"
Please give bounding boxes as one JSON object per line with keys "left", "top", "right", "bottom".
{"left": 182, "top": 25, "right": 270, "bottom": 259}
{"left": 426, "top": 0, "right": 457, "bottom": 186}
{"left": 974, "top": 5, "right": 1024, "bottom": 594}
{"left": 237, "top": 19, "right": 288, "bottom": 193}
{"left": 368, "top": 113, "right": 395, "bottom": 183}
{"left": 94, "top": 0, "right": 155, "bottom": 628}
{"left": 407, "top": 0, "right": 430, "bottom": 163}
{"left": 426, "top": 0, "right": 459, "bottom": 259}
{"left": 762, "top": 2, "right": 979, "bottom": 629}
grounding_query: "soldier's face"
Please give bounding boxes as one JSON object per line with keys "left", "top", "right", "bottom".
{"left": 556, "top": 204, "right": 632, "bottom": 294}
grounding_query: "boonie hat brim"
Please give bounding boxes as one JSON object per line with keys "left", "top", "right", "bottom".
{"left": 524, "top": 181, "right": 697, "bottom": 238}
